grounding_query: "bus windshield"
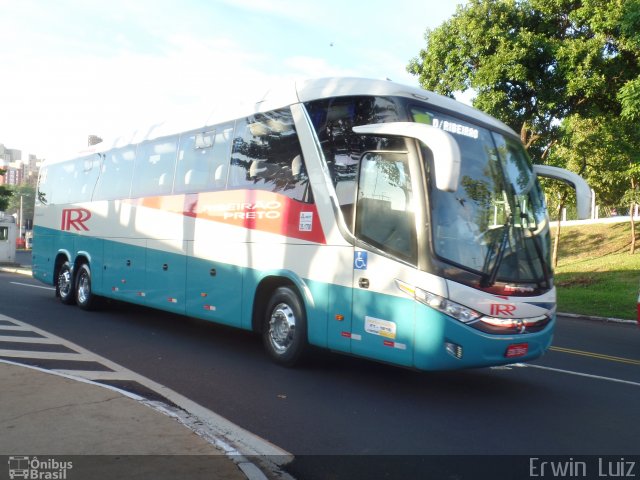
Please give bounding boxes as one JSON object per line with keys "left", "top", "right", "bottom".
{"left": 412, "top": 107, "right": 551, "bottom": 289}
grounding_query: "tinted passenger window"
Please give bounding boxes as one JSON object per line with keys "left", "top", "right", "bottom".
{"left": 42, "top": 155, "right": 100, "bottom": 205}
{"left": 131, "top": 136, "right": 178, "bottom": 198}
{"left": 75, "top": 155, "right": 101, "bottom": 203}
{"left": 48, "top": 162, "right": 74, "bottom": 204}
{"left": 174, "top": 124, "right": 233, "bottom": 193}
{"left": 93, "top": 147, "right": 136, "bottom": 200}
{"left": 355, "top": 151, "right": 416, "bottom": 264}
{"left": 229, "top": 108, "right": 311, "bottom": 203}
{"left": 305, "top": 96, "right": 404, "bottom": 228}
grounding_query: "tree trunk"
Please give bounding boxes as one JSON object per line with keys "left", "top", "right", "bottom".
{"left": 552, "top": 201, "right": 565, "bottom": 268}
{"left": 631, "top": 178, "right": 637, "bottom": 255}
{"left": 631, "top": 203, "right": 637, "bottom": 255}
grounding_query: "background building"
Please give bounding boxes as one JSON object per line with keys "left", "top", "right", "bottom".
{"left": 0, "top": 144, "right": 43, "bottom": 187}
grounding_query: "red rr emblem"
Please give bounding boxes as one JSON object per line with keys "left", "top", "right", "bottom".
{"left": 61, "top": 208, "right": 91, "bottom": 231}
{"left": 489, "top": 303, "right": 516, "bottom": 316}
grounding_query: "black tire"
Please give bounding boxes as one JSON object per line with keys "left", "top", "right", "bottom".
{"left": 75, "top": 263, "right": 98, "bottom": 311}
{"left": 262, "top": 286, "right": 307, "bottom": 367}
{"left": 56, "top": 261, "right": 75, "bottom": 305}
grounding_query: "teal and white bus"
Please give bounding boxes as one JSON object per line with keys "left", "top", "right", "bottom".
{"left": 33, "top": 77, "right": 591, "bottom": 370}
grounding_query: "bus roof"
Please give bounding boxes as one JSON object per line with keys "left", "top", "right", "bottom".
{"left": 293, "top": 77, "right": 514, "bottom": 135}
{"left": 45, "top": 77, "right": 516, "bottom": 165}
{"left": 237, "top": 77, "right": 515, "bottom": 137}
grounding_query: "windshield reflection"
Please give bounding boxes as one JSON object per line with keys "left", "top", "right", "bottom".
{"left": 412, "top": 107, "right": 550, "bottom": 286}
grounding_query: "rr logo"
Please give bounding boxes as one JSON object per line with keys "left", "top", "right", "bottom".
{"left": 490, "top": 303, "right": 517, "bottom": 316}
{"left": 61, "top": 208, "right": 91, "bottom": 231}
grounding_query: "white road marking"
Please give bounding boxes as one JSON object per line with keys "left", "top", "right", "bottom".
{"left": 10, "top": 281, "right": 56, "bottom": 291}
{"left": 0, "top": 350, "right": 92, "bottom": 360}
{"left": 51, "top": 370, "right": 137, "bottom": 381}
{"left": 0, "top": 335, "right": 58, "bottom": 344}
{"left": 513, "top": 363, "right": 640, "bottom": 387}
{"left": 0, "top": 313, "right": 293, "bottom": 478}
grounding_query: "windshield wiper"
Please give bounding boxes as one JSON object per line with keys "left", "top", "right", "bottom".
{"left": 480, "top": 213, "right": 512, "bottom": 288}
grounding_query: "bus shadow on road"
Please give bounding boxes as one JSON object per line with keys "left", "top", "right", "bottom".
{"left": 301, "top": 346, "right": 547, "bottom": 401}
{"left": 48, "top": 296, "right": 549, "bottom": 404}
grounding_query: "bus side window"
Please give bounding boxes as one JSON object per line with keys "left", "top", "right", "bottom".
{"left": 175, "top": 123, "right": 233, "bottom": 193}
{"left": 304, "top": 96, "right": 404, "bottom": 227}
{"left": 229, "top": 109, "right": 311, "bottom": 203}
{"left": 355, "top": 152, "right": 417, "bottom": 264}
{"left": 47, "top": 162, "right": 75, "bottom": 205}
{"left": 131, "top": 135, "right": 179, "bottom": 198}
{"left": 210, "top": 125, "right": 233, "bottom": 189}
{"left": 93, "top": 147, "right": 136, "bottom": 201}
{"left": 76, "top": 155, "right": 101, "bottom": 203}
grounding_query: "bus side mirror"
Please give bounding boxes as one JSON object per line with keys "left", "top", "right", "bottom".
{"left": 532, "top": 164, "right": 593, "bottom": 220}
{"left": 353, "top": 122, "right": 461, "bottom": 192}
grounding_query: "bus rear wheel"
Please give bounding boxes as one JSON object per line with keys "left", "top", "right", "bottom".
{"left": 75, "top": 263, "right": 96, "bottom": 310}
{"left": 262, "top": 286, "right": 307, "bottom": 367}
{"left": 57, "top": 261, "right": 75, "bottom": 305}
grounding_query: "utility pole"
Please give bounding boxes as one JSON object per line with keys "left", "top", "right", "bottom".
{"left": 19, "top": 194, "right": 23, "bottom": 243}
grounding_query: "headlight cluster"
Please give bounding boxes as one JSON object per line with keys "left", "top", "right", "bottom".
{"left": 395, "top": 280, "right": 482, "bottom": 324}
{"left": 396, "top": 280, "right": 551, "bottom": 334}
{"left": 414, "top": 287, "right": 481, "bottom": 324}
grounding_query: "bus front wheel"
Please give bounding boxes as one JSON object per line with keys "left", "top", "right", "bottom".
{"left": 262, "top": 287, "right": 307, "bottom": 367}
{"left": 75, "top": 263, "right": 96, "bottom": 310}
{"left": 56, "top": 261, "right": 75, "bottom": 305}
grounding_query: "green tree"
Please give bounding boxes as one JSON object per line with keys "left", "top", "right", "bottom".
{"left": 550, "top": 115, "right": 637, "bottom": 206}
{"left": 408, "top": 0, "right": 640, "bottom": 162}
{"left": 7, "top": 184, "right": 35, "bottom": 229}
{"left": 621, "top": 185, "right": 640, "bottom": 253}
{"left": 547, "top": 114, "right": 640, "bottom": 258}
{"left": 618, "top": 0, "right": 640, "bottom": 120}
{"left": 408, "top": 0, "right": 640, "bottom": 260}
{"left": 0, "top": 169, "right": 13, "bottom": 211}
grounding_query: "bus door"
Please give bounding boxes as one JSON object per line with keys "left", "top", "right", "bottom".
{"left": 349, "top": 151, "right": 417, "bottom": 367}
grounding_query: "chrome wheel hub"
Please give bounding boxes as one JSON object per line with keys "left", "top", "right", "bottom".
{"left": 58, "top": 270, "right": 72, "bottom": 296}
{"left": 268, "top": 303, "right": 296, "bottom": 354}
{"left": 77, "top": 273, "right": 90, "bottom": 304}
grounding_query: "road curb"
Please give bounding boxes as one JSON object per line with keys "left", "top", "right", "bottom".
{"left": 0, "top": 315, "right": 294, "bottom": 480}
{"left": 0, "top": 265, "right": 32, "bottom": 276}
{"left": 558, "top": 312, "right": 637, "bottom": 326}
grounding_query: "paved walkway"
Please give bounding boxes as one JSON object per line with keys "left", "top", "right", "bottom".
{"left": 0, "top": 361, "right": 249, "bottom": 479}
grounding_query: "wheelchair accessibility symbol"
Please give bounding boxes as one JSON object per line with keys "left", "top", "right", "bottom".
{"left": 354, "top": 251, "right": 368, "bottom": 270}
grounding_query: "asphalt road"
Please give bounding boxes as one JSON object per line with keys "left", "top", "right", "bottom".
{"left": 1, "top": 265, "right": 639, "bottom": 479}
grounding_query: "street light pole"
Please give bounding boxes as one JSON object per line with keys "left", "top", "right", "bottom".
{"left": 19, "top": 194, "right": 23, "bottom": 244}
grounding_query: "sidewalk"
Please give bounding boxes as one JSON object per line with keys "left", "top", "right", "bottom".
{"left": 0, "top": 361, "right": 249, "bottom": 479}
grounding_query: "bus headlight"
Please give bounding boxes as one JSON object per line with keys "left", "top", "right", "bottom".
{"left": 414, "top": 287, "right": 481, "bottom": 324}
{"left": 395, "top": 279, "right": 480, "bottom": 324}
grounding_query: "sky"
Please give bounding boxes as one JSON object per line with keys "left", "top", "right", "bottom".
{"left": 0, "top": 0, "right": 466, "bottom": 161}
